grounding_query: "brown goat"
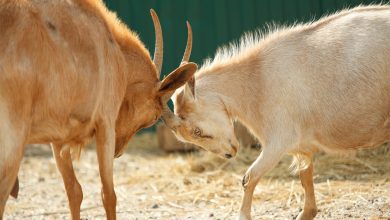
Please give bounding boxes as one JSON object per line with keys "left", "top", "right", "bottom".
{"left": 163, "top": 5, "right": 390, "bottom": 220}
{"left": 0, "top": 0, "right": 196, "bottom": 219}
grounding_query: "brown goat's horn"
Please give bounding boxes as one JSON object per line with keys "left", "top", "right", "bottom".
{"left": 161, "top": 21, "right": 194, "bottom": 129}
{"left": 181, "top": 21, "right": 192, "bottom": 64}
{"left": 182, "top": 21, "right": 195, "bottom": 97}
{"left": 150, "top": 9, "right": 163, "bottom": 78}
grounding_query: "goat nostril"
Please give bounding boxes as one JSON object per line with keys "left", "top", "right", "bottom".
{"left": 224, "top": 153, "right": 232, "bottom": 159}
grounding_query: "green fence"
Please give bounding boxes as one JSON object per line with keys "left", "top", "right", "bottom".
{"left": 104, "top": 0, "right": 382, "bottom": 76}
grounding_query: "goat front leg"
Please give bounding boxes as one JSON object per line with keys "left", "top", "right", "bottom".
{"left": 95, "top": 123, "right": 117, "bottom": 220}
{"left": 239, "top": 144, "right": 287, "bottom": 220}
{"left": 296, "top": 158, "right": 317, "bottom": 220}
{"left": 52, "top": 144, "right": 83, "bottom": 220}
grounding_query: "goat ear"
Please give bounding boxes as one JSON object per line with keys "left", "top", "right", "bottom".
{"left": 158, "top": 62, "right": 197, "bottom": 96}
{"left": 184, "top": 82, "right": 194, "bottom": 99}
{"left": 184, "top": 74, "right": 196, "bottom": 99}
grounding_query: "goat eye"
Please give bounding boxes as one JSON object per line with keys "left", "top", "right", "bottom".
{"left": 193, "top": 127, "right": 202, "bottom": 137}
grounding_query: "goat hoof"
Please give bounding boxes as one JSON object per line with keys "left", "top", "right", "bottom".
{"left": 296, "top": 209, "right": 317, "bottom": 220}
{"left": 238, "top": 212, "right": 252, "bottom": 220}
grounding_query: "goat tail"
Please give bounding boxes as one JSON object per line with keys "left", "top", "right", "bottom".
{"left": 60, "top": 144, "right": 83, "bottom": 161}
{"left": 289, "top": 152, "right": 312, "bottom": 174}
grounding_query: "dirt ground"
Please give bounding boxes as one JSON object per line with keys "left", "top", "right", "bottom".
{"left": 4, "top": 132, "right": 390, "bottom": 220}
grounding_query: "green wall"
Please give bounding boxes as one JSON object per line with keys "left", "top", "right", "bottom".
{"left": 104, "top": 0, "right": 382, "bottom": 77}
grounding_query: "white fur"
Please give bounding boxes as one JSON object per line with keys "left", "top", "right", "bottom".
{"left": 172, "top": 5, "right": 390, "bottom": 219}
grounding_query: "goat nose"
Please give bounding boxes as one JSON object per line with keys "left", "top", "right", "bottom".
{"left": 224, "top": 153, "right": 232, "bottom": 159}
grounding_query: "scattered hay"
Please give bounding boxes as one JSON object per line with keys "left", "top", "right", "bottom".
{"left": 4, "top": 133, "right": 390, "bottom": 219}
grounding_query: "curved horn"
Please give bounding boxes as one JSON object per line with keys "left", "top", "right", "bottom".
{"left": 182, "top": 21, "right": 195, "bottom": 96}
{"left": 161, "top": 21, "right": 194, "bottom": 129}
{"left": 181, "top": 21, "right": 193, "bottom": 64}
{"left": 150, "top": 9, "right": 163, "bottom": 78}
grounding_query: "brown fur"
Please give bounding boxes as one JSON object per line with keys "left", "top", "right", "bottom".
{"left": 0, "top": 1, "right": 196, "bottom": 219}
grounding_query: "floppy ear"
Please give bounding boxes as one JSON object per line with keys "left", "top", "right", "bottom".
{"left": 158, "top": 62, "right": 197, "bottom": 95}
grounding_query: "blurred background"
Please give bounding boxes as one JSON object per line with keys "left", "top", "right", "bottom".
{"left": 104, "top": 0, "right": 382, "bottom": 132}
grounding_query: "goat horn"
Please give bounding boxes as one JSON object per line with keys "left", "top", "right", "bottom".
{"left": 161, "top": 21, "right": 194, "bottom": 129}
{"left": 181, "top": 21, "right": 192, "bottom": 64}
{"left": 150, "top": 9, "right": 163, "bottom": 78}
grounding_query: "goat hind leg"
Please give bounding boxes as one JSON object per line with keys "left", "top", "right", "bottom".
{"left": 296, "top": 159, "right": 317, "bottom": 220}
{"left": 52, "top": 144, "right": 83, "bottom": 220}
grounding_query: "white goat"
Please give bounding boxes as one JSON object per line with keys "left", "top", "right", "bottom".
{"left": 162, "top": 5, "right": 390, "bottom": 220}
